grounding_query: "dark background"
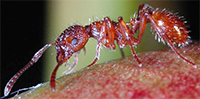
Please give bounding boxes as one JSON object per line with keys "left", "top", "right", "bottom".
{"left": 1, "top": 1, "right": 199, "bottom": 98}
{"left": 1, "top": 1, "right": 46, "bottom": 98}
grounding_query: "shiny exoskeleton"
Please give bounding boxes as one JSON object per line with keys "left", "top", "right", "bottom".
{"left": 4, "top": 4, "right": 196, "bottom": 97}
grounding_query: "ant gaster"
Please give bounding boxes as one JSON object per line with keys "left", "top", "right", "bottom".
{"left": 4, "top": 4, "right": 196, "bottom": 97}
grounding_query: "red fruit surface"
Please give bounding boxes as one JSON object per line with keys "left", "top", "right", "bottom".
{"left": 13, "top": 43, "right": 200, "bottom": 99}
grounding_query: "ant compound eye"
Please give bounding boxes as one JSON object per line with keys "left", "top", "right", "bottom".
{"left": 72, "top": 38, "right": 78, "bottom": 45}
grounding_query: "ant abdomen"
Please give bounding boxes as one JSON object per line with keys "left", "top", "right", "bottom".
{"left": 150, "top": 9, "right": 189, "bottom": 46}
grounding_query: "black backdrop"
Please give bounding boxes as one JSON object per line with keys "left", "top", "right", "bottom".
{"left": 1, "top": 1, "right": 199, "bottom": 98}
{"left": 2, "top": 1, "right": 45, "bottom": 97}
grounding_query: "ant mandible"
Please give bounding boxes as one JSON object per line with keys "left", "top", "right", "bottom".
{"left": 4, "top": 4, "right": 196, "bottom": 97}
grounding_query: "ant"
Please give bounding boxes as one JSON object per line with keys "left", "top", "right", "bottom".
{"left": 4, "top": 4, "right": 196, "bottom": 97}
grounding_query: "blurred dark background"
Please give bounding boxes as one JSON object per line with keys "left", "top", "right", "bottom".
{"left": 1, "top": 1, "right": 46, "bottom": 97}
{"left": 1, "top": 1, "right": 199, "bottom": 97}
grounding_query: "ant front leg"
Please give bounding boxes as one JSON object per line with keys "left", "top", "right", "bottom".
{"left": 63, "top": 52, "right": 79, "bottom": 75}
{"left": 87, "top": 42, "right": 102, "bottom": 67}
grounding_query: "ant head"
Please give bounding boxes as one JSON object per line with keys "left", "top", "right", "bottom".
{"left": 55, "top": 25, "right": 89, "bottom": 63}
{"left": 152, "top": 10, "right": 190, "bottom": 47}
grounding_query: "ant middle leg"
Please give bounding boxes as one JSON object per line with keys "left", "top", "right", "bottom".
{"left": 118, "top": 17, "right": 142, "bottom": 66}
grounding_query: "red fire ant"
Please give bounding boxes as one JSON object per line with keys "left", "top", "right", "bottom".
{"left": 4, "top": 4, "right": 196, "bottom": 97}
